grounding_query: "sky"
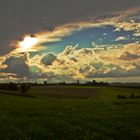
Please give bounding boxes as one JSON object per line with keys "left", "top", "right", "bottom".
{"left": 0, "top": 0, "right": 140, "bottom": 83}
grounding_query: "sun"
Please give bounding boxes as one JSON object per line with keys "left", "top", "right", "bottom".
{"left": 18, "top": 36, "right": 38, "bottom": 52}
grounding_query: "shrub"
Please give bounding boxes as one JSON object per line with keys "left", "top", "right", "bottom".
{"left": 117, "top": 94, "right": 127, "bottom": 99}
{"left": 135, "top": 95, "right": 140, "bottom": 99}
{"left": 20, "top": 84, "right": 30, "bottom": 94}
{"left": 129, "top": 93, "right": 135, "bottom": 98}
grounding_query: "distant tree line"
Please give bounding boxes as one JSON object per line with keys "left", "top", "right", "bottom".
{"left": 117, "top": 93, "right": 140, "bottom": 99}
{"left": 43, "top": 80, "right": 140, "bottom": 88}
{"left": 0, "top": 80, "right": 140, "bottom": 94}
{"left": 0, "top": 82, "right": 19, "bottom": 91}
{"left": 44, "top": 80, "right": 110, "bottom": 86}
{"left": 0, "top": 82, "right": 30, "bottom": 94}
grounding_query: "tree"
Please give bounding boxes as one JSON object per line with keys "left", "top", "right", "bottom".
{"left": 20, "top": 84, "right": 30, "bottom": 95}
{"left": 44, "top": 81, "right": 48, "bottom": 85}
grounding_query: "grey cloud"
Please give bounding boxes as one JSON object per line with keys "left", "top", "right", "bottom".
{"left": 78, "top": 64, "right": 124, "bottom": 78}
{"left": 41, "top": 53, "right": 57, "bottom": 65}
{"left": 120, "top": 51, "right": 140, "bottom": 60}
{"left": 1, "top": 57, "right": 29, "bottom": 77}
{"left": 85, "top": 65, "right": 131, "bottom": 78}
{"left": 81, "top": 62, "right": 140, "bottom": 79}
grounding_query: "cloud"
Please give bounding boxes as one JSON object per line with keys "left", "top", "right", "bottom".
{"left": 120, "top": 51, "right": 140, "bottom": 60}
{"left": 41, "top": 53, "right": 57, "bottom": 66}
{"left": 7, "top": 7, "right": 139, "bottom": 56}
{"left": 19, "top": 42, "right": 139, "bottom": 82}
{"left": 0, "top": 72, "right": 27, "bottom": 83}
{"left": 1, "top": 42, "right": 140, "bottom": 82}
{"left": 0, "top": 7, "right": 140, "bottom": 82}
{"left": 0, "top": 72, "right": 17, "bottom": 78}
{"left": 115, "top": 36, "right": 127, "bottom": 41}
{"left": 12, "top": 7, "right": 140, "bottom": 52}
{"left": 1, "top": 56, "right": 29, "bottom": 78}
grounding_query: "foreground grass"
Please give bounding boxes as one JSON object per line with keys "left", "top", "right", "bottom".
{"left": 0, "top": 87, "right": 139, "bottom": 140}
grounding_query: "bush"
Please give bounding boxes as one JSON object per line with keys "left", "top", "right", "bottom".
{"left": 0, "top": 83, "right": 19, "bottom": 91}
{"left": 135, "top": 96, "right": 140, "bottom": 99}
{"left": 20, "top": 84, "right": 30, "bottom": 94}
{"left": 117, "top": 94, "right": 127, "bottom": 99}
{"left": 129, "top": 93, "right": 135, "bottom": 98}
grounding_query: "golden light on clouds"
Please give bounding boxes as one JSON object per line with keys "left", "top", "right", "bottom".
{"left": 18, "top": 36, "right": 38, "bottom": 52}
{"left": 0, "top": 7, "right": 140, "bottom": 82}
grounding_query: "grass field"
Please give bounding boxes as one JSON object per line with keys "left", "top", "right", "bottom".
{"left": 0, "top": 86, "right": 140, "bottom": 140}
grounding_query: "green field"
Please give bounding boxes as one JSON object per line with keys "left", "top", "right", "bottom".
{"left": 0, "top": 86, "right": 140, "bottom": 140}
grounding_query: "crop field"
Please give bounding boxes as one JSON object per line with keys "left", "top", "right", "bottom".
{"left": 0, "top": 86, "right": 139, "bottom": 140}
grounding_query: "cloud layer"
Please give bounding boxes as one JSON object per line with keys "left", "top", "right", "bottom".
{"left": 0, "top": 7, "right": 140, "bottom": 82}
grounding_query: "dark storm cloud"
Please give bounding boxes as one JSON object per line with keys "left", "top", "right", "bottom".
{"left": 41, "top": 53, "right": 57, "bottom": 66}
{"left": 0, "top": 57, "right": 29, "bottom": 77}
{"left": 0, "top": 0, "right": 140, "bottom": 55}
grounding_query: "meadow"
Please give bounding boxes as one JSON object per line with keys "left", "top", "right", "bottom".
{"left": 0, "top": 86, "right": 139, "bottom": 140}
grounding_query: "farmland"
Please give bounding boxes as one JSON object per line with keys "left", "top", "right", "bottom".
{"left": 0, "top": 86, "right": 139, "bottom": 140}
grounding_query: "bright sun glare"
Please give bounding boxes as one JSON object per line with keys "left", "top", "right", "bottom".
{"left": 19, "top": 36, "right": 38, "bottom": 52}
